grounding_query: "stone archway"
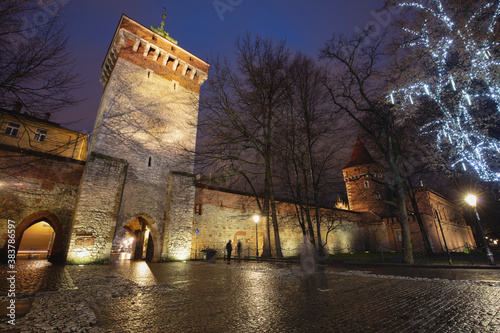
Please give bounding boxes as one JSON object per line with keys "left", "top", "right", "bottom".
{"left": 118, "top": 215, "right": 161, "bottom": 262}
{"left": 3, "top": 211, "right": 65, "bottom": 263}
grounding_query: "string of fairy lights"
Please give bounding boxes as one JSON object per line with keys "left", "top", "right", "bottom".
{"left": 388, "top": 0, "right": 500, "bottom": 182}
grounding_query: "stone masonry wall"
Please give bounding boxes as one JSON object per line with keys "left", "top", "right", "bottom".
{"left": 193, "top": 186, "right": 373, "bottom": 259}
{"left": 0, "top": 151, "right": 84, "bottom": 262}
{"left": 163, "top": 172, "right": 196, "bottom": 260}
{"left": 67, "top": 153, "right": 127, "bottom": 263}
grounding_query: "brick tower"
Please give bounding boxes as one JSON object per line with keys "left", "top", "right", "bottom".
{"left": 67, "top": 14, "right": 209, "bottom": 263}
{"left": 342, "top": 138, "right": 387, "bottom": 216}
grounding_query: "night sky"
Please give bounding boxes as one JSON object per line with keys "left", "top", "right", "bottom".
{"left": 54, "top": 0, "right": 389, "bottom": 132}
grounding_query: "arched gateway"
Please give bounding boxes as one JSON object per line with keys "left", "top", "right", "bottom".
{"left": 4, "top": 211, "right": 65, "bottom": 263}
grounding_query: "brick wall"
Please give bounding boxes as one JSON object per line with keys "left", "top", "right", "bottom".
{"left": 343, "top": 163, "right": 387, "bottom": 216}
{"left": 0, "top": 151, "right": 85, "bottom": 262}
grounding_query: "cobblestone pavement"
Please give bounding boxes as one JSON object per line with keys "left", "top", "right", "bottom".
{"left": 0, "top": 260, "right": 499, "bottom": 332}
{"left": 0, "top": 261, "right": 75, "bottom": 295}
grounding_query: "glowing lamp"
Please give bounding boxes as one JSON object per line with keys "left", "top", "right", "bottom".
{"left": 465, "top": 194, "right": 477, "bottom": 207}
{"left": 253, "top": 215, "right": 260, "bottom": 258}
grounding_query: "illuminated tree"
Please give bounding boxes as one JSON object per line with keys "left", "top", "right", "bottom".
{"left": 386, "top": 0, "right": 500, "bottom": 182}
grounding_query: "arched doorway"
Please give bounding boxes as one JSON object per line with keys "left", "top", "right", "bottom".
{"left": 17, "top": 222, "right": 55, "bottom": 260}
{"left": 2, "top": 211, "right": 65, "bottom": 263}
{"left": 112, "top": 216, "right": 159, "bottom": 262}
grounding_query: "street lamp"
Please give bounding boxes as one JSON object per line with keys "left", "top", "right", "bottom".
{"left": 253, "top": 215, "right": 259, "bottom": 258}
{"left": 466, "top": 194, "right": 495, "bottom": 265}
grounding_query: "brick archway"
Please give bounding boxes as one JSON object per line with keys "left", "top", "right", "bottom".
{"left": 3, "top": 211, "right": 65, "bottom": 263}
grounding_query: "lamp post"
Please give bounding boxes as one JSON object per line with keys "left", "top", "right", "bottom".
{"left": 466, "top": 194, "right": 495, "bottom": 265}
{"left": 253, "top": 215, "right": 259, "bottom": 258}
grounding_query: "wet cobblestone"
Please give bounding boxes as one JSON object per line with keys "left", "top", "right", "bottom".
{"left": 0, "top": 260, "right": 499, "bottom": 332}
{"left": 0, "top": 261, "right": 76, "bottom": 295}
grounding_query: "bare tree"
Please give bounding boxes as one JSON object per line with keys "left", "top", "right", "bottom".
{"left": 275, "top": 53, "right": 345, "bottom": 255}
{"left": 198, "top": 33, "right": 290, "bottom": 258}
{"left": 321, "top": 30, "right": 415, "bottom": 263}
{"left": 0, "top": 0, "right": 80, "bottom": 115}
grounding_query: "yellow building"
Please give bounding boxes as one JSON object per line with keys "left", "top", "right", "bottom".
{"left": 0, "top": 106, "right": 88, "bottom": 160}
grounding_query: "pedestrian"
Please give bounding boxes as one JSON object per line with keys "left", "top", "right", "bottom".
{"left": 299, "top": 234, "right": 316, "bottom": 274}
{"left": 226, "top": 240, "right": 232, "bottom": 262}
{"left": 237, "top": 240, "right": 242, "bottom": 262}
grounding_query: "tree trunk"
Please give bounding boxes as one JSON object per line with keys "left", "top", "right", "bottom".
{"left": 396, "top": 178, "right": 413, "bottom": 263}
{"left": 270, "top": 189, "right": 283, "bottom": 257}
{"left": 407, "top": 187, "right": 433, "bottom": 254}
{"left": 301, "top": 166, "right": 316, "bottom": 245}
{"left": 261, "top": 193, "right": 272, "bottom": 258}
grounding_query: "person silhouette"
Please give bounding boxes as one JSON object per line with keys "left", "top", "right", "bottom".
{"left": 226, "top": 240, "right": 233, "bottom": 262}
{"left": 237, "top": 240, "right": 242, "bottom": 262}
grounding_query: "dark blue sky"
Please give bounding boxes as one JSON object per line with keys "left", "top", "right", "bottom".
{"left": 55, "top": 0, "right": 390, "bottom": 132}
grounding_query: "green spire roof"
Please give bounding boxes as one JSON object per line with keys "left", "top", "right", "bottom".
{"left": 151, "top": 13, "right": 178, "bottom": 45}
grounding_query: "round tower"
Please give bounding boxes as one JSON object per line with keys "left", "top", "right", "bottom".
{"left": 342, "top": 138, "right": 386, "bottom": 216}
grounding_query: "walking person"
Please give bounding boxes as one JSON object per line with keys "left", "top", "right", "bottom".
{"left": 226, "top": 240, "right": 233, "bottom": 262}
{"left": 237, "top": 240, "right": 242, "bottom": 262}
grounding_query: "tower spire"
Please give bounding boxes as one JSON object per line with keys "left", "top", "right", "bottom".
{"left": 150, "top": 8, "right": 178, "bottom": 44}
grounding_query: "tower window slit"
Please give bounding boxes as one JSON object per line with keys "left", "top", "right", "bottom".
{"left": 148, "top": 156, "right": 152, "bottom": 167}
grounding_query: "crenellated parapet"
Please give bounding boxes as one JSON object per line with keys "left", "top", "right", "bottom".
{"left": 100, "top": 15, "right": 209, "bottom": 93}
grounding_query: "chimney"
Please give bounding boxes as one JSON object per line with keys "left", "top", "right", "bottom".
{"left": 44, "top": 113, "right": 51, "bottom": 121}
{"left": 13, "top": 101, "right": 22, "bottom": 113}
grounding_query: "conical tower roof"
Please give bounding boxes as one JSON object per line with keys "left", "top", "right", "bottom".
{"left": 343, "top": 138, "right": 377, "bottom": 169}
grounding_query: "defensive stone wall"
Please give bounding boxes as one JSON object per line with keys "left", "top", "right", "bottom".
{"left": 192, "top": 186, "right": 381, "bottom": 259}
{"left": 410, "top": 188, "right": 476, "bottom": 252}
{"left": 163, "top": 172, "right": 197, "bottom": 260}
{"left": 0, "top": 150, "right": 85, "bottom": 262}
{"left": 66, "top": 153, "right": 127, "bottom": 263}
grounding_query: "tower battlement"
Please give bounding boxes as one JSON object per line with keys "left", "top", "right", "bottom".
{"left": 100, "top": 15, "right": 209, "bottom": 93}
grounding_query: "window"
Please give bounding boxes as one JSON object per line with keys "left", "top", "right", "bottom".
{"left": 5, "top": 122, "right": 20, "bottom": 137}
{"left": 396, "top": 230, "right": 402, "bottom": 242}
{"left": 33, "top": 129, "right": 47, "bottom": 142}
{"left": 364, "top": 180, "right": 370, "bottom": 188}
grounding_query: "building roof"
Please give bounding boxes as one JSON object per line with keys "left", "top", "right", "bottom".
{"left": 343, "top": 138, "right": 378, "bottom": 169}
{"left": 0, "top": 107, "right": 87, "bottom": 135}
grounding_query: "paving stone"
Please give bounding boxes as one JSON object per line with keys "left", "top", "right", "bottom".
{"left": 1, "top": 261, "right": 499, "bottom": 332}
